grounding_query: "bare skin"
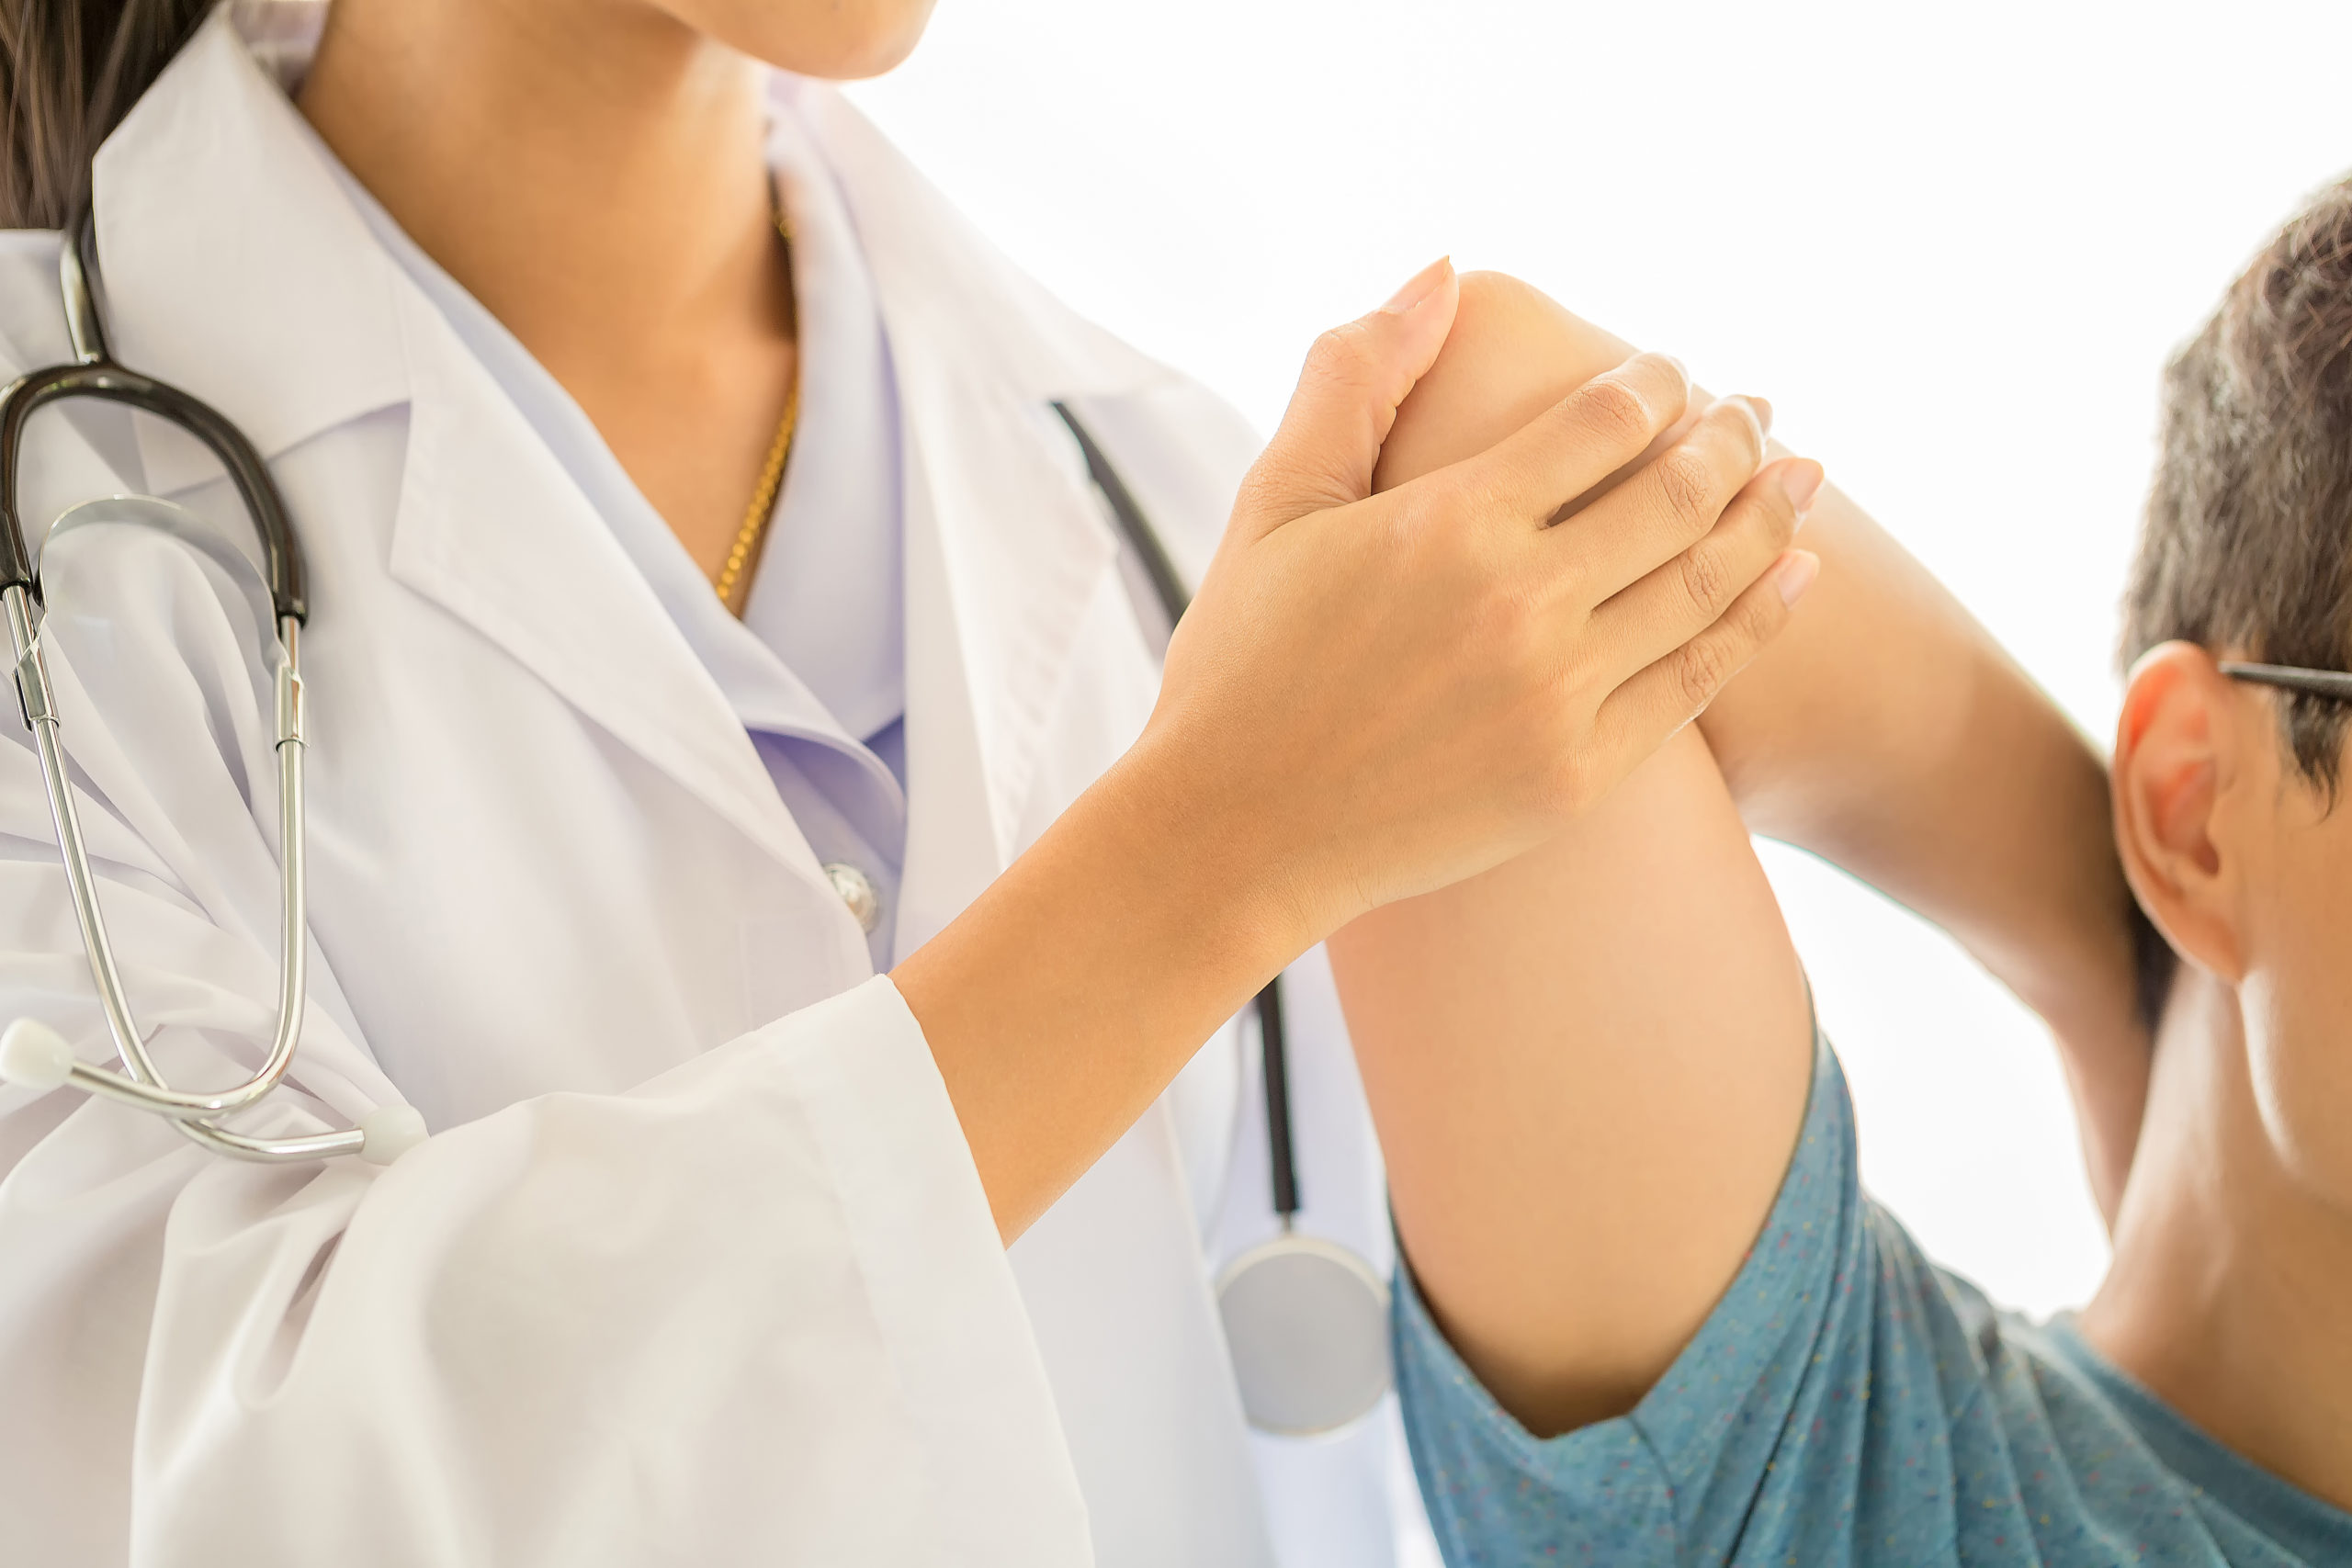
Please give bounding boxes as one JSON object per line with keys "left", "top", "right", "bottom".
{"left": 297, "top": 0, "right": 1815, "bottom": 1243}
{"left": 1334, "top": 273, "right": 2148, "bottom": 1437}
{"left": 2080, "top": 647, "right": 2352, "bottom": 1511}
{"left": 900, "top": 321, "right": 1815, "bottom": 1238}
{"left": 1342, "top": 271, "right": 2352, "bottom": 1515}
{"left": 1367, "top": 276, "right": 2150, "bottom": 1224}
{"left": 303, "top": 0, "right": 802, "bottom": 581}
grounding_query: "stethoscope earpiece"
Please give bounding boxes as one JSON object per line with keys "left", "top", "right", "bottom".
{"left": 0, "top": 1016, "right": 74, "bottom": 1090}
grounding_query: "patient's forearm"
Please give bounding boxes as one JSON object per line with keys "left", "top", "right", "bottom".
{"left": 1369, "top": 274, "right": 2148, "bottom": 1225}
{"left": 1696, "top": 487, "right": 2149, "bottom": 1223}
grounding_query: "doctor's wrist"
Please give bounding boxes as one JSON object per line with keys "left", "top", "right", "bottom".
{"left": 891, "top": 743, "right": 1319, "bottom": 1241}
{"left": 1100, "top": 736, "right": 1336, "bottom": 972}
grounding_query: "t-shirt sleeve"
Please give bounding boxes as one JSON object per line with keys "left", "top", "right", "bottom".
{"left": 1394, "top": 1033, "right": 2002, "bottom": 1566}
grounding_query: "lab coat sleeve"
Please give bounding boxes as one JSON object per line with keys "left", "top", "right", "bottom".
{"left": 0, "top": 528, "right": 1090, "bottom": 1565}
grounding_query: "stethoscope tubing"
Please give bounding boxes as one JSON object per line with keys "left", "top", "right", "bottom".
{"left": 0, "top": 211, "right": 367, "bottom": 1162}
{"left": 0, "top": 209, "right": 306, "bottom": 621}
{"left": 1052, "top": 401, "right": 1310, "bottom": 1227}
{"left": 0, "top": 268, "right": 1302, "bottom": 1175}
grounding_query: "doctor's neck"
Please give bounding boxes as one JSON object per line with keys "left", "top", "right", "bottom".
{"left": 302, "top": 0, "right": 786, "bottom": 349}
{"left": 299, "top": 0, "right": 922, "bottom": 576}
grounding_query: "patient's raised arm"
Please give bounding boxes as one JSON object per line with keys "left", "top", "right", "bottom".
{"left": 1332, "top": 274, "right": 2149, "bottom": 1438}
{"left": 1331, "top": 284, "right": 1816, "bottom": 1436}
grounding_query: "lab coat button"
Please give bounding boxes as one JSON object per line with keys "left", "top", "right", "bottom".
{"left": 822, "top": 862, "right": 882, "bottom": 933}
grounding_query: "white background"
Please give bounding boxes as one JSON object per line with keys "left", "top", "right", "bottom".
{"left": 854, "top": 0, "right": 2352, "bottom": 1315}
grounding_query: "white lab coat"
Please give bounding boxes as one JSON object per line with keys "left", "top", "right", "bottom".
{"left": 0, "top": 10, "right": 1419, "bottom": 1568}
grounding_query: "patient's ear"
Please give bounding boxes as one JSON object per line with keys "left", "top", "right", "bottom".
{"left": 2113, "top": 642, "right": 2246, "bottom": 982}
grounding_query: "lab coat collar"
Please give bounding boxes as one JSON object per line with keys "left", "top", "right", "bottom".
{"left": 91, "top": 11, "right": 407, "bottom": 480}
{"left": 787, "top": 80, "right": 1173, "bottom": 406}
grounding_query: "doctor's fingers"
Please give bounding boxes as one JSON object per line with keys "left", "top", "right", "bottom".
{"left": 1540, "top": 393, "right": 1774, "bottom": 611}
{"left": 1589, "top": 547, "right": 1818, "bottom": 784}
{"left": 1580, "top": 457, "right": 1822, "bottom": 727}
{"left": 1233, "top": 259, "right": 1462, "bottom": 536}
{"left": 1580, "top": 455, "right": 1820, "bottom": 681}
{"left": 1429, "top": 353, "right": 1694, "bottom": 539}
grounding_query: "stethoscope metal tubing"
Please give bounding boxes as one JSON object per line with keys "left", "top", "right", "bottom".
{"left": 61, "top": 212, "right": 106, "bottom": 368}
{"left": 6, "top": 584, "right": 319, "bottom": 1127}
{"left": 0, "top": 207, "right": 362, "bottom": 1161}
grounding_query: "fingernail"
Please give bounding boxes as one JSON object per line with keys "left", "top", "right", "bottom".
{"left": 1381, "top": 256, "right": 1453, "bottom": 315}
{"left": 1746, "top": 395, "right": 1775, "bottom": 434}
{"left": 1778, "top": 459, "right": 1825, "bottom": 517}
{"left": 1776, "top": 549, "right": 1821, "bottom": 606}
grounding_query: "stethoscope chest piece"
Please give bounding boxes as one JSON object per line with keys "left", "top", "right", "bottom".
{"left": 1216, "top": 1229, "right": 1393, "bottom": 1438}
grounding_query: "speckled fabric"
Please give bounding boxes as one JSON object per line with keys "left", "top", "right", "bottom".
{"left": 1393, "top": 1036, "right": 2352, "bottom": 1566}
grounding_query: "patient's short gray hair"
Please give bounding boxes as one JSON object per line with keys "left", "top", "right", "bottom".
{"left": 2126, "top": 174, "right": 2352, "bottom": 792}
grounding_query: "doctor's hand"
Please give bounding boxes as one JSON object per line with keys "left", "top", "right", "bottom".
{"left": 895, "top": 258, "right": 1817, "bottom": 1242}
{"left": 1148, "top": 257, "right": 1820, "bottom": 938}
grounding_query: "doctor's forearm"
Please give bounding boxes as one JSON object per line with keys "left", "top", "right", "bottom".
{"left": 901, "top": 265, "right": 1810, "bottom": 1244}
{"left": 892, "top": 749, "right": 1305, "bottom": 1243}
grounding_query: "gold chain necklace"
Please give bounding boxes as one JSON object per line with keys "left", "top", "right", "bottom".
{"left": 713, "top": 213, "right": 799, "bottom": 616}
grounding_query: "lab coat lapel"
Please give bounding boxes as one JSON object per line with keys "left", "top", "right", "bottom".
{"left": 809, "top": 87, "right": 1281, "bottom": 1567}
{"left": 384, "top": 286, "right": 863, "bottom": 943}
{"left": 890, "top": 374, "right": 1122, "bottom": 951}
{"left": 802, "top": 85, "right": 1165, "bottom": 948}
{"left": 89, "top": 14, "right": 864, "bottom": 973}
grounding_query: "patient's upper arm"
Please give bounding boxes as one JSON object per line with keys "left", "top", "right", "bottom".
{"left": 1329, "top": 272, "right": 1813, "bottom": 1438}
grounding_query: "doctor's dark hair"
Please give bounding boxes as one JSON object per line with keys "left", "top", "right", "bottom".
{"left": 2124, "top": 173, "right": 2352, "bottom": 794}
{"left": 0, "top": 0, "right": 209, "bottom": 230}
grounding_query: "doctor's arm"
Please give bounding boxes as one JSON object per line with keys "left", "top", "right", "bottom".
{"left": 0, "top": 273, "right": 1804, "bottom": 1563}
{"left": 893, "top": 264, "right": 1815, "bottom": 1240}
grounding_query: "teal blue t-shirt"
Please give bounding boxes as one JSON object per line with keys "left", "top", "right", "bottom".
{"left": 1394, "top": 1039, "right": 2352, "bottom": 1566}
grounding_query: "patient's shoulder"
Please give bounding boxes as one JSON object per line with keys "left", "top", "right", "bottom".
{"left": 1397, "top": 1034, "right": 2348, "bottom": 1565}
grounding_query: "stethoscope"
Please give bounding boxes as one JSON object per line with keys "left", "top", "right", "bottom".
{"left": 1057, "top": 405, "right": 1393, "bottom": 1438}
{"left": 0, "top": 210, "right": 424, "bottom": 1164}
{"left": 0, "top": 211, "right": 1390, "bottom": 1433}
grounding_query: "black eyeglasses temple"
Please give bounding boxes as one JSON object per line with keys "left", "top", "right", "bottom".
{"left": 2217, "top": 660, "right": 2352, "bottom": 703}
